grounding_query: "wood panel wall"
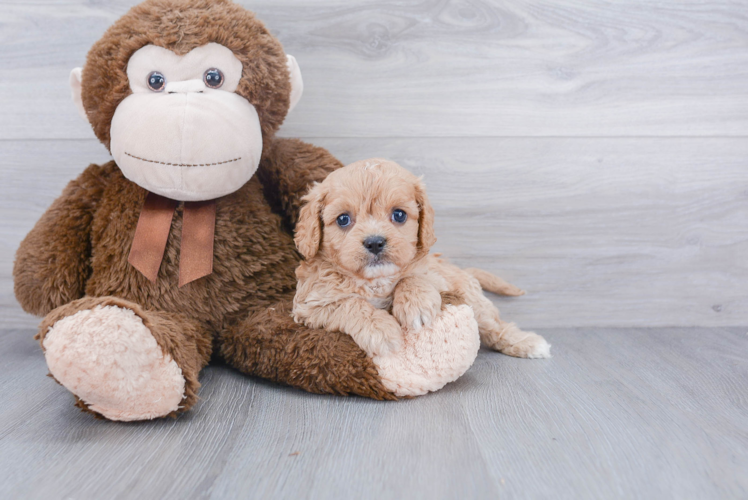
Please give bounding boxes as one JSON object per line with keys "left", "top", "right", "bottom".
{"left": 1, "top": 0, "right": 746, "bottom": 328}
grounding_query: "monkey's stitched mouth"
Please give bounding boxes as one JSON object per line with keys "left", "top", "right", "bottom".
{"left": 124, "top": 152, "right": 242, "bottom": 167}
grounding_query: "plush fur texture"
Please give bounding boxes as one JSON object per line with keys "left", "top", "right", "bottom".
{"left": 16, "top": 141, "right": 399, "bottom": 415}
{"left": 81, "top": 0, "right": 291, "bottom": 152}
{"left": 37, "top": 295, "right": 212, "bottom": 418}
{"left": 14, "top": 0, "right": 403, "bottom": 419}
{"left": 220, "top": 300, "right": 396, "bottom": 400}
{"left": 293, "top": 159, "right": 552, "bottom": 360}
{"left": 373, "top": 304, "right": 480, "bottom": 397}
{"left": 16, "top": 0, "right": 500, "bottom": 418}
{"left": 43, "top": 305, "right": 186, "bottom": 421}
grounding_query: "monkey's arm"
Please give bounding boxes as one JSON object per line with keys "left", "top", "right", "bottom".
{"left": 257, "top": 137, "right": 344, "bottom": 225}
{"left": 220, "top": 298, "right": 397, "bottom": 400}
{"left": 14, "top": 163, "right": 110, "bottom": 316}
{"left": 294, "top": 296, "right": 403, "bottom": 359}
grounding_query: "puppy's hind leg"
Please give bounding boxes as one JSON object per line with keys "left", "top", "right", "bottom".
{"left": 470, "top": 292, "right": 551, "bottom": 359}
{"left": 486, "top": 319, "right": 551, "bottom": 359}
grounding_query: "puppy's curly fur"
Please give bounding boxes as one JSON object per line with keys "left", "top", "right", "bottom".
{"left": 293, "top": 159, "right": 551, "bottom": 359}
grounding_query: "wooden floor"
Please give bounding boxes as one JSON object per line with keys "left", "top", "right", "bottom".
{"left": 1, "top": 0, "right": 747, "bottom": 498}
{"left": 1, "top": 326, "right": 746, "bottom": 499}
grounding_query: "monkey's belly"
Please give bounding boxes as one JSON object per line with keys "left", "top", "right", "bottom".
{"left": 85, "top": 175, "right": 299, "bottom": 326}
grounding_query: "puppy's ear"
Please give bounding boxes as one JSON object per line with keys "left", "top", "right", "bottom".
{"left": 295, "top": 183, "right": 326, "bottom": 260}
{"left": 415, "top": 178, "right": 436, "bottom": 255}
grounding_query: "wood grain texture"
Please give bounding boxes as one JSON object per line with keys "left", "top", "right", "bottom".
{"left": 2, "top": 1, "right": 747, "bottom": 498}
{"left": 3, "top": 138, "right": 746, "bottom": 329}
{"left": 1, "top": 0, "right": 748, "bottom": 139}
{"left": 0, "top": 326, "right": 746, "bottom": 499}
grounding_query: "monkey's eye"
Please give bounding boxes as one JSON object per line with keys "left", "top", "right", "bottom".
{"left": 336, "top": 213, "right": 352, "bottom": 228}
{"left": 203, "top": 68, "right": 224, "bottom": 89}
{"left": 147, "top": 71, "right": 165, "bottom": 92}
{"left": 391, "top": 209, "right": 407, "bottom": 224}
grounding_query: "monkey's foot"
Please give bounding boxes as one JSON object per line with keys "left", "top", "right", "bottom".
{"left": 372, "top": 304, "right": 480, "bottom": 397}
{"left": 43, "top": 305, "right": 185, "bottom": 421}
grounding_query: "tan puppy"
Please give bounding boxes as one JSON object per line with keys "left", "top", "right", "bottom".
{"left": 293, "top": 159, "right": 551, "bottom": 359}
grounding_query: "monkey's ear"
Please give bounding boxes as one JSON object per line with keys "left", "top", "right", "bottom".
{"left": 295, "top": 183, "right": 325, "bottom": 260}
{"left": 69, "top": 68, "right": 87, "bottom": 121}
{"left": 286, "top": 55, "right": 303, "bottom": 113}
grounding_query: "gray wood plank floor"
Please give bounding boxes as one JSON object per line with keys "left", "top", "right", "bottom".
{"left": 1, "top": 0, "right": 747, "bottom": 498}
{"left": 1, "top": 327, "right": 746, "bottom": 499}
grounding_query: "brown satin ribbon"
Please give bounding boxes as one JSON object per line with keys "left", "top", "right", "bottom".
{"left": 128, "top": 192, "right": 216, "bottom": 287}
{"left": 128, "top": 193, "right": 178, "bottom": 283}
{"left": 178, "top": 199, "right": 216, "bottom": 287}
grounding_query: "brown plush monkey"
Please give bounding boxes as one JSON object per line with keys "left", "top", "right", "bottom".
{"left": 14, "top": 0, "right": 479, "bottom": 421}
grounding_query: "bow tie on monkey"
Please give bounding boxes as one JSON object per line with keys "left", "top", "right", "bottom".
{"left": 70, "top": 43, "right": 304, "bottom": 286}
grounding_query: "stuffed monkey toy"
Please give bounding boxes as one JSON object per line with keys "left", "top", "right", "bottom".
{"left": 13, "top": 0, "right": 480, "bottom": 421}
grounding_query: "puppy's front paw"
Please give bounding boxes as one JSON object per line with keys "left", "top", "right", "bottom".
{"left": 355, "top": 316, "right": 404, "bottom": 358}
{"left": 392, "top": 286, "right": 442, "bottom": 332}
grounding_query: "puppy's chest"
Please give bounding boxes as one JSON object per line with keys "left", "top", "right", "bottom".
{"left": 360, "top": 277, "right": 398, "bottom": 310}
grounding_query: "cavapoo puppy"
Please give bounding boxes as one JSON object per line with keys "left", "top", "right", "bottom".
{"left": 292, "top": 159, "right": 551, "bottom": 359}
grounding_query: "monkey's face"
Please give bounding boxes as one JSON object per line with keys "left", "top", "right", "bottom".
{"left": 107, "top": 44, "right": 259, "bottom": 201}
{"left": 71, "top": 0, "right": 303, "bottom": 201}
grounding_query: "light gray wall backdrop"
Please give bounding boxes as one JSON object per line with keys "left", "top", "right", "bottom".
{"left": 1, "top": 0, "right": 746, "bottom": 329}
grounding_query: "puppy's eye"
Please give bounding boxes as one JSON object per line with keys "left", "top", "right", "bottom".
{"left": 336, "top": 213, "right": 352, "bottom": 228}
{"left": 391, "top": 209, "right": 407, "bottom": 224}
{"left": 147, "top": 71, "right": 165, "bottom": 92}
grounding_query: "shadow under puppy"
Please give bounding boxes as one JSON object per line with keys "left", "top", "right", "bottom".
{"left": 293, "top": 159, "right": 551, "bottom": 359}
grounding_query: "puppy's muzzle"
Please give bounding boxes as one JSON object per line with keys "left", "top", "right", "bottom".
{"left": 363, "top": 235, "right": 386, "bottom": 256}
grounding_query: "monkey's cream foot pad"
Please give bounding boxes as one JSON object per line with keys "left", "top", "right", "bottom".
{"left": 43, "top": 305, "right": 185, "bottom": 421}
{"left": 373, "top": 304, "right": 480, "bottom": 397}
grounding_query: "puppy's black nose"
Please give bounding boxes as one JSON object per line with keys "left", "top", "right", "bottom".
{"left": 363, "top": 236, "right": 387, "bottom": 255}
